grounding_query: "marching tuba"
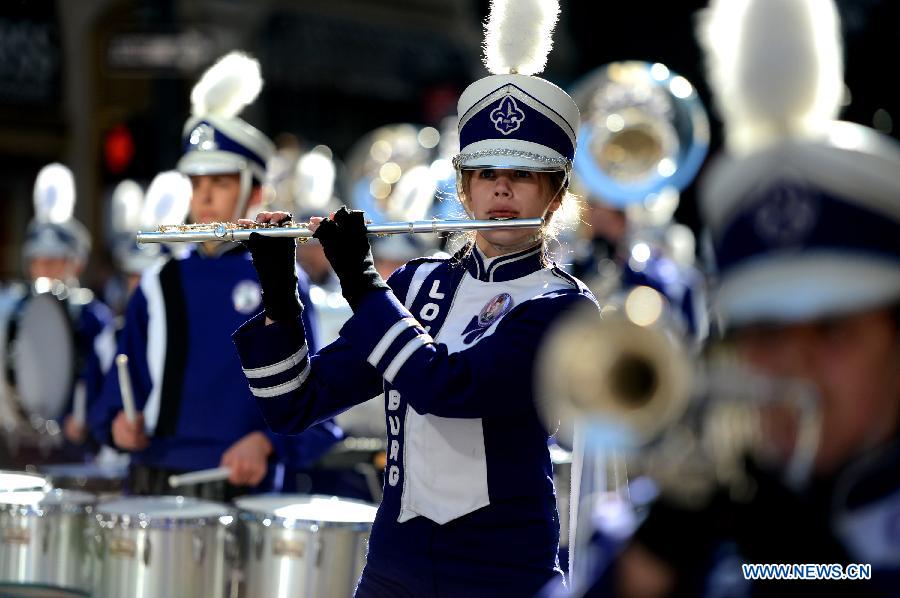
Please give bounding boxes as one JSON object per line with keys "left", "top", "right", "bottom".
{"left": 545, "top": 61, "right": 712, "bottom": 588}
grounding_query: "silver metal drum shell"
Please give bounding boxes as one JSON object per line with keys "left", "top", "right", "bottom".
{"left": 0, "top": 491, "right": 95, "bottom": 591}
{"left": 90, "top": 519, "right": 232, "bottom": 598}
{"left": 237, "top": 518, "right": 370, "bottom": 598}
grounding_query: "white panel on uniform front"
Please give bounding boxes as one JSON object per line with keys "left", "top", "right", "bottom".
{"left": 399, "top": 405, "right": 489, "bottom": 524}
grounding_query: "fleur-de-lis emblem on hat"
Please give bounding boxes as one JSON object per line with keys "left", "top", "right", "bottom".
{"left": 490, "top": 96, "right": 525, "bottom": 135}
{"left": 752, "top": 184, "right": 819, "bottom": 247}
{"left": 189, "top": 123, "right": 218, "bottom": 151}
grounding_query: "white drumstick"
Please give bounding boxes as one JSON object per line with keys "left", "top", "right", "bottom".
{"left": 168, "top": 466, "right": 232, "bottom": 488}
{"left": 72, "top": 380, "right": 87, "bottom": 426}
{"left": 115, "top": 354, "right": 138, "bottom": 423}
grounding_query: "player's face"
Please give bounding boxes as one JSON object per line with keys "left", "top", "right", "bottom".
{"left": 466, "top": 169, "right": 561, "bottom": 257}
{"left": 733, "top": 307, "right": 900, "bottom": 473}
{"left": 189, "top": 174, "right": 242, "bottom": 223}
{"left": 29, "top": 256, "right": 79, "bottom": 282}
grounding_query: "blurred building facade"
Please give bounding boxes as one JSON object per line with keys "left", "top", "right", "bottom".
{"left": 1, "top": 0, "right": 897, "bottom": 287}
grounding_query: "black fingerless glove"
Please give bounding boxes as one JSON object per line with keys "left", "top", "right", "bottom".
{"left": 241, "top": 214, "right": 302, "bottom": 322}
{"left": 313, "top": 207, "right": 388, "bottom": 309}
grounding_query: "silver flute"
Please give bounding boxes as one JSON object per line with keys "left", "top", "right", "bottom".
{"left": 136, "top": 217, "right": 544, "bottom": 244}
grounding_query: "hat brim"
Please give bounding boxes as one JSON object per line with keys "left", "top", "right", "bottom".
{"left": 455, "top": 152, "right": 566, "bottom": 172}
{"left": 717, "top": 252, "right": 900, "bottom": 328}
{"left": 177, "top": 152, "right": 263, "bottom": 180}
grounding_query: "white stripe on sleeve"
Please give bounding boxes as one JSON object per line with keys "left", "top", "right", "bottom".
{"left": 367, "top": 317, "right": 417, "bottom": 367}
{"left": 243, "top": 344, "right": 309, "bottom": 379}
{"left": 383, "top": 333, "right": 433, "bottom": 383}
{"left": 250, "top": 361, "right": 312, "bottom": 398}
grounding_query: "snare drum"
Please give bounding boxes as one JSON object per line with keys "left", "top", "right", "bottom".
{"left": 92, "top": 496, "right": 234, "bottom": 598}
{"left": 235, "top": 494, "right": 376, "bottom": 598}
{"left": 0, "top": 283, "right": 84, "bottom": 442}
{"left": 0, "top": 489, "right": 94, "bottom": 591}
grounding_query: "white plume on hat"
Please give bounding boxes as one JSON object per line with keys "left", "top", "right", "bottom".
{"left": 141, "top": 171, "right": 191, "bottom": 230}
{"left": 483, "top": 0, "right": 560, "bottom": 76}
{"left": 110, "top": 179, "right": 144, "bottom": 235}
{"left": 697, "top": 0, "right": 844, "bottom": 154}
{"left": 33, "top": 163, "right": 76, "bottom": 224}
{"left": 190, "top": 51, "right": 263, "bottom": 119}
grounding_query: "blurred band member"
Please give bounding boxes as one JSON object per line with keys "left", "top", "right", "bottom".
{"left": 612, "top": 1, "right": 900, "bottom": 596}
{"left": 89, "top": 52, "right": 340, "bottom": 501}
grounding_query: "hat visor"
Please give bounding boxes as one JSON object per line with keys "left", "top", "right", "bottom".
{"left": 455, "top": 152, "right": 566, "bottom": 172}
{"left": 454, "top": 140, "right": 570, "bottom": 172}
{"left": 717, "top": 252, "right": 900, "bottom": 328}
{"left": 177, "top": 152, "right": 248, "bottom": 177}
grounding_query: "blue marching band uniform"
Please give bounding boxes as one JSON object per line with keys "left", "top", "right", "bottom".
{"left": 19, "top": 164, "right": 118, "bottom": 441}
{"left": 88, "top": 245, "right": 339, "bottom": 491}
{"left": 229, "top": 0, "right": 602, "bottom": 593}
{"left": 13, "top": 0, "right": 900, "bottom": 595}
{"left": 88, "top": 51, "right": 340, "bottom": 497}
{"left": 234, "top": 245, "right": 595, "bottom": 594}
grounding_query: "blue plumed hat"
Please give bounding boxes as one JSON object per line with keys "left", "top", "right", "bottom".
{"left": 177, "top": 52, "right": 275, "bottom": 219}
{"left": 24, "top": 163, "right": 90, "bottom": 263}
{"left": 697, "top": 0, "right": 900, "bottom": 327}
{"left": 453, "top": 0, "right": 579, "bottom": 174}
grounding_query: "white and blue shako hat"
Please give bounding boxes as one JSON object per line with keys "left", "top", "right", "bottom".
{"left": 112, "top": 172, "right": 191, "bottom": 273}
{"left": 177, "top": 51, "right": 275, "bottom": 219}
{"left": 697, "top": 0, "right": 900, "bottom": 327}
{"left": 23, "top": 163, "right": 91, "bottom": 263}
{"left": 453, "top": 0, "right": 579, "bottom": 174}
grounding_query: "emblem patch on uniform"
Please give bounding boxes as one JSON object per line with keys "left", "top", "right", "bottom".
{"left": 232, "top": 280, "right": 262, "bottom": 314}
{"left": 461, "top": 292, "right": 514, "bottom": 344}
{"left": 188, "top": 123, "right": 218, "bottom": 151}
{"left": 490, "top": 96, "right": 525, "bottom": 135}
{"left": 479, "top": 292, "right": 514, "bottom": 326}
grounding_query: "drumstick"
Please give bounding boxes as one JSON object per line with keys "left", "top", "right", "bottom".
{"left": 72, "top": 380, "right": 87, "bottom": 426}
{"left": 115, "top": 354, "right": 138, "bottom": 423}
{"left": 168, "top": 466, "right": 232, "bottom": 488}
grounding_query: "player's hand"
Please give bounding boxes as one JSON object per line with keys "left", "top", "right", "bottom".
{"left": 313, "top": 207, "right": 387, "bottom": 309}
{"left": 239, "top": 212, "right": 303, "bottom": 323}
{"left": 63, "top": 415, "right": 87, "bottom": 444}
{"left": 220, "top": 431, "right": 273, "bottom": 487}
{"left": 111, "top": 411, "right": 149, "bottom": 451}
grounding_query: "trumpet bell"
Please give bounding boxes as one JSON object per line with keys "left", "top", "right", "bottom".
{"left": 570, "top": 61, "right": 709, "bottom": 206}
{"left": 537, "top": 300, "right": 693, "bottom": 448}
{"left": 345, "top": 123, "right": 449, "bottom": 223}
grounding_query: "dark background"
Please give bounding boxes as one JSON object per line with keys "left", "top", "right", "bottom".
{"left": 1, "top": 0, "right": 897, "bottom": 288}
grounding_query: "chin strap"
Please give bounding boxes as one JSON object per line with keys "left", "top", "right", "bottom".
{"left": 233, "top": 167, "right": 254, "bottom": 221}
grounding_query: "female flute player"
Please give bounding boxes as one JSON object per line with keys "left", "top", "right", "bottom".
{"left": 233, "top": 1, "right": 598, "bottom": 595}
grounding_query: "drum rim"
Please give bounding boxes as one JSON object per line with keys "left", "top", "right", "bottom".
{"left": 92, "top": 512, "right": 235, "bottom": 529}
{"left": 0, "top": 580, "right": 91, "bottom": 598}
{"left": 0, "top": 489, "right": 95, "bottom": 515}
{"left": 0, "top": 470, "right": 50, "bottom": 493}
{"left": 234, "top": 493, "right": 377, "bottom": 530}
{"left": 94, "top": 495, "right": 235, "bottom": 529}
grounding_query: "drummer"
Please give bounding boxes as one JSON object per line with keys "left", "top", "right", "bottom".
{"left": 88, "top": 52, "right": 340, "bottom": 501}
{"left": 22, "top": 163, "right": 116, "bottom": 449}
{"left": 233, "top": 1, "right": 599, "bottom": 594}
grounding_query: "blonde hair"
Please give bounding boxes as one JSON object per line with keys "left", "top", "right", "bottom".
{"left": 454, "top": 169, "right": 580, "bottom": 258}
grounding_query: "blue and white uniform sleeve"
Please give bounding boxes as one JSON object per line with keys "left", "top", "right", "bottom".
{"left": 251, "top": 269, "right": 344, "bottom": 467}
{"left": 232, "top": 313, "right": 383, "bottom": 435}
{"left": 231, "top": 265, "right": 417, "bottom": 436}
{"left": 340, "top": 287, "right": 593, "bottom": 418}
